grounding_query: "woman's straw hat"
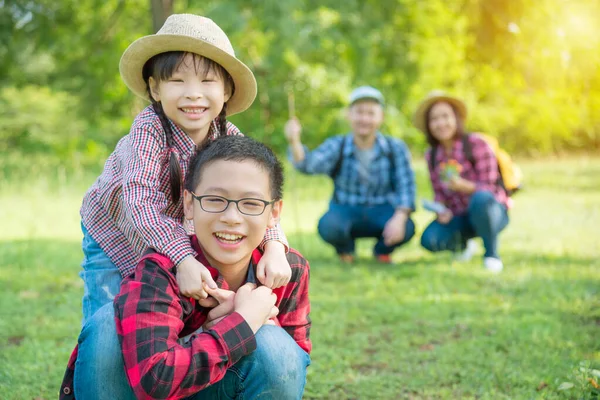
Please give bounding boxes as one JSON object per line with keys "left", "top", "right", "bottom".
{"left": 413, "top": 90, "right": 467, "bottom": 133}
{"left": 119, "top": 14, "right": 257, "bottom": 116}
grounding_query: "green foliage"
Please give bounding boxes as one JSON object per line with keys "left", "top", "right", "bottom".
{"left": 1, "top": 0, "right": 599, "bottom": 160}
{"left": 0, "top": 85, "right": 86, "bottom": 153}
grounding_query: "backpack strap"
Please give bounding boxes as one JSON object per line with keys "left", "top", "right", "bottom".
{"left": 330, "top": 135, "right": 398, "bottom": 201}
{"left": 462, "top": 134, "right": 476, "bottom": 167}
{"left": 329, "top": 135, "right": 348, "bottom": 203}
{"left": 384, "top": 136, "right": 397, "bottom": 193}
{"left": 463, "top": 133, "right": 509, "bottom": 194}
{"left": 329, "top": 135, "right": 348, "bottom": 180}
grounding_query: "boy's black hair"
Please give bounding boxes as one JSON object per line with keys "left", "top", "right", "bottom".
{"left": 142, "top": 51, "right": 235, "bottom": 204}
{"left": 185, "top": 135, "right": 284, "bottom": 201}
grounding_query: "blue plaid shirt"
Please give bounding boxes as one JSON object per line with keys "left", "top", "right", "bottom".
{"left": 290, "top": 133, "right": 416, "bottom": 209}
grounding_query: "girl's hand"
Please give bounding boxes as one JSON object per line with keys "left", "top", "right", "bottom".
{"left": 257, "top": 241, "right": 291, "bottom": 289}
{"left": 437, "top": 210, "right": 454, "bottom": 225}
{"left": 176, "top": 256, "right": 217, "bottom": 300}
{"left": 234, "top": 283, "right": 278, "bottom": 333}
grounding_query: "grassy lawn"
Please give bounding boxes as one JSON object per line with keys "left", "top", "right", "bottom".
{"left": 1, "top": 157, "right": 599, "bottom": 399}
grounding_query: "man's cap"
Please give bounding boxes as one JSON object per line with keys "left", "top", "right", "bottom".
{"left": 349, "top": 86, "right": 384, "bottom": 105}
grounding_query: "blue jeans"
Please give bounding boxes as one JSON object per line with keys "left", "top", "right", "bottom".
{"left": 79, "top": 222, "right": 123, "bottom": 327}
{"left": 74, "top": 303, "right": 310, "bottom": 400}
{"left": 317, "top": 203, "right": 415, "bottom": 255}
{"left": 420, "top": 191, "right": 509, "bottom": 258}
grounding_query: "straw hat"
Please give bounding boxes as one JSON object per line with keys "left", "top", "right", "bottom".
{"left": 119, "top": 14, "right": 257, "bottom": 116}
{"left": 413, "top": 90, "right": 467, "bottom": 133}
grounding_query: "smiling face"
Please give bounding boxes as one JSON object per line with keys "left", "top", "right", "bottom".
{"left": 183, "top": 159, "right": 282, "bottom": 271}
{"left": 427, "top": 101, "right": 459, "bottom": 143}
{"left": 347, "top": 99, "right": 384, "bottom": 139}
{"left": 149, "top": 53, "right": 232, "bottom": 144}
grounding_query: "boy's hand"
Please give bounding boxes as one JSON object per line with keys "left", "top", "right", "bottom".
{"left": 234, "top": 283, "right": 277, "bottom": 333}
{"left": 176, "top": 256, "right": 217, "bottom": 300}
{"left": 263, "top": 306, "right": 280, "bottom": 326}
{"left": 203, "top": 285, "right": 279, "bottom": 330}
{"left": 202, "top": 286, "right": 235, "bottom": 330}
{"left": 257, "top": 241, "right": 291, "bottom": 289}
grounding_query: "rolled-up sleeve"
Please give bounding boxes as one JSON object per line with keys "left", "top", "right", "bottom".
{"left": 288, "top": 136, "right": 344, "bottom": 175}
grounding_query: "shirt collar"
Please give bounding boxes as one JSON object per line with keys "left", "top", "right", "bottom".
{"left": 153, "top": 107, "right": 220, "bottom": 158}
{"left": 436, "top": 137, "right": 463, "bottom": 162}
{"left": 343, "top": 131, "right": 389, "bottom": 157}
{"left": 190, "top": 235, "right": 262, "bottom": 290}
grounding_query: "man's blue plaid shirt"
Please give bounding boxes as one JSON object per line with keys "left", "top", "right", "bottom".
{"left": 290, "top": 132, "right": 416, "bottom": 210}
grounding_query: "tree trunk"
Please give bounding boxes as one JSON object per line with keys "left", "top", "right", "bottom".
{"left": 150, "top": 0, "right": 174, "bottom": 33}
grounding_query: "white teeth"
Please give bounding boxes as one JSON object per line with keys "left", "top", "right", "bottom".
{"left": 182, "top": 108, "right": 206, "bottom": 113}
{"left": 215, "top": 232, "right": 243, "bottom": 241}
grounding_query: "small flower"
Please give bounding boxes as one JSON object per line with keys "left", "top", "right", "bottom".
{"left": 440, "top": 159, "right": 463, "bottom": 182}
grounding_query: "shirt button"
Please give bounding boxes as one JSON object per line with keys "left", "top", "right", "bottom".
{"left": 63, "top": 386, "right": 71, "bottom": 395}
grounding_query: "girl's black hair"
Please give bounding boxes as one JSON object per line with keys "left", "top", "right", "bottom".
{"left": 142, "top": 51, "right": 235, "bottom": 204}
{"left": 423, "top": 101, "right": 466, "bottom": 148}
{"left": 185, "top": 135, "right": 284, "bottom": 201}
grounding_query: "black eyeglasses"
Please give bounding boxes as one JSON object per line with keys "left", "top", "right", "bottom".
{"left": 190, "top": 193, "right": 276, "bottom": 216}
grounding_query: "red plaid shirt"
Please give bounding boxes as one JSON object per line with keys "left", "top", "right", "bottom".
{"left": 425, "top": 133, "right": 508, "bottom": 215}
{"left": 81, "top": 106, "right": 287, "bottom": 277}
{"left": 60, "top": 235, "right": 311, "bottom": 400}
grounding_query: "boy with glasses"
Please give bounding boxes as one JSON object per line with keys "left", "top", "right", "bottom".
{"left": 60, "top": 135, "right": 311, "bottom": 400}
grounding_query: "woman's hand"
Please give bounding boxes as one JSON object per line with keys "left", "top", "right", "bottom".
{"left": 437, "top": 210, "right": 454, "bottom": 225}
{"left": 447, "top": 176, "right": 476, "bottom": 194}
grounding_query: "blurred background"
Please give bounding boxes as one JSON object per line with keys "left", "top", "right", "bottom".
{"left": 2, "top": 0, "right": 599, "bottom": 174}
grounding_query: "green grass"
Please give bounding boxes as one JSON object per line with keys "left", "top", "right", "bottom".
{"left": 1, "top": 157, "right": 599, "bottom": 399}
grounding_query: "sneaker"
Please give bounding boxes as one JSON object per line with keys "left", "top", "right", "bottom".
{"left": 483, "top": 257, "right": 504, "bottom": 273}
{"left": 339, "top": 253, "right": 355, "bottom": 263}
{"left": 455, "top": 239, "right": 478, "bottom": 262}
{"left": 375, "top": 254, "right": 392, "bottom": 264}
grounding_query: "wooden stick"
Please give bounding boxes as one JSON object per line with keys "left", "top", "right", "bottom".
{"left": 288, "top": 90, "right": 296, "bottom": 119}
{"left": 287, "top": 86, "right": 303, "bottom": 252}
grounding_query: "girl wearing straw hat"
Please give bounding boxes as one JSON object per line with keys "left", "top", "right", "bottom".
{"left": 414, "top": 91, "right": 510, "bottom": 273}
{"left": 67, "top": 14, "right": 293, "bottom": 398}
